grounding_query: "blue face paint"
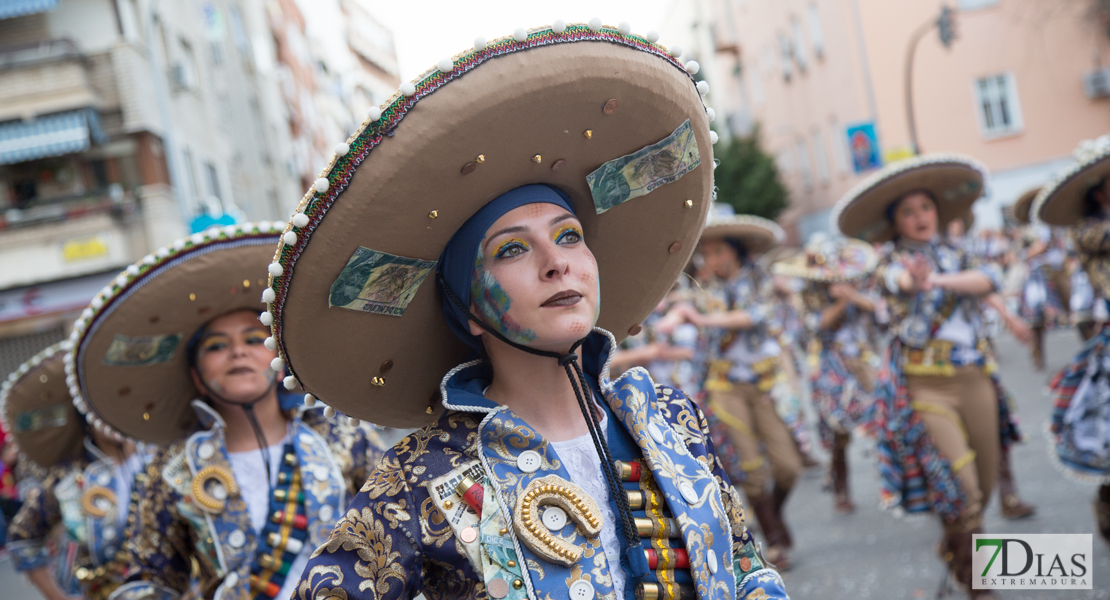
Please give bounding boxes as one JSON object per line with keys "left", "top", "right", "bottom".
{"left": 470, "top": 241, "right": 537, "bottom": 345}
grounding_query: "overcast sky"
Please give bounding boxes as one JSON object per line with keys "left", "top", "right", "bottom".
{"left": 366, "top": 0, "right": 678, "bottom": 81}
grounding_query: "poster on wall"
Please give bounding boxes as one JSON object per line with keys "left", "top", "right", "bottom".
{"left": 846, "top": 122, "right": 882, "bottom": 173}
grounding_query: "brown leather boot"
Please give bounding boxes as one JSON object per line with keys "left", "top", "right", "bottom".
{"left": 832, "top": 434, "right": 855, "bottom": 514}
{"left": 944, "top": 520, "right": 998, "bottom": 599}
{"left": 771, "top": 484, "right": 794, "bottom": 550}
{"left": 748, "top": 493, "right": 792, "bottom": 571}
{"left": 1096, "top": 485, "right": 1110, "bottom": 544}
{"left": 997, "top": 446, "right": 1035, "bottom": 520}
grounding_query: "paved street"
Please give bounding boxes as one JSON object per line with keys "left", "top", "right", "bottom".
{"left": 781, "top": 329, "right": 1110, "bottom": 599}
{"left": 1, "top": 330, "right": 1106, "bottom": 599}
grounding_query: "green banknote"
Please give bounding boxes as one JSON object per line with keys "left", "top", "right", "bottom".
{"left": 329, "top": 247, "right": 437, "bottom": 316}
{"left": 15, "top": 405, "right": 69, "bottom": 432}
{"left": 103, "top": 333, "right": 182, "bottom": 366}
{"left": 586, "top": 119, "right": 701, "bottom": 214}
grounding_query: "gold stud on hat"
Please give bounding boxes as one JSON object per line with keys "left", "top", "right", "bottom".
{"left": 531, "top": 154, "right": 542, "bottom": 164}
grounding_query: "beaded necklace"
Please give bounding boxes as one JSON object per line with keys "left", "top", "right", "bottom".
{"left": 247, "top": 441, "right": 308, "bottom": 598}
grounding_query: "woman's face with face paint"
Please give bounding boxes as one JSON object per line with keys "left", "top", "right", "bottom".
{"left": 469, "top": 203, "right": 600, "bottom": 353}
{"left": 190, "top": 310, "right": 278, "bottom": 403}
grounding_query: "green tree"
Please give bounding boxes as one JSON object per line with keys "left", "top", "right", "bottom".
{"left": 712, "top": 126, "right": 790, "bottom": 220}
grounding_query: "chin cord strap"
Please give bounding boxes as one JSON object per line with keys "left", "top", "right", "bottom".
{"left": 437, "top": 274, "right": 642, "bottom": 560}
{"left": 199, "top": 376, "right": 280, "bottom": 494}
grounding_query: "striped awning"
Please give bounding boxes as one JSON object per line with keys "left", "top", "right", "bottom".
{"left": 0, "top": 109, "right": 106, "bottom": 165}
{"left": 0, "top": 0, "right": 59, "bottom": 20}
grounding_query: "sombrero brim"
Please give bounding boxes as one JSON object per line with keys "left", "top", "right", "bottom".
{"left": 832, "top": 154, "right": 986, "bottom": 242}
{"left": 1034, "top": 149, "right": 1110, "bottom": 227}
{"left": 1011, "top": 187, "right": 1040, "bottom": 226}
{"left": 771, "top": 239, "right": 877, "bottom": 282}
{"left": 0, "top": 343, "right": 83, "bottom": 469}
{"left": 67, "top": 224, "right": 284, "bottom": 445}
{"left": 699, "top": 216, "right": 785, "bottom": 255}
{"left": 265, "top": 25, "right": 712, "bottom": 428}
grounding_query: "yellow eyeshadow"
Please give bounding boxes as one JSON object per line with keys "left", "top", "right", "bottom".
{"left": 553, "top": 224, "right": 582, "bottom": 241}
{"left": 495, "top": 238, "right": 529, "bottom": 254}
{"left": 198, "top": 337, "right": 226, "bottom": 351}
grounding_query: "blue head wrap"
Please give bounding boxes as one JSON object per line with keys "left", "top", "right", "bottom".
{"left": 437, "top": 184, "right": 576, "bottom": 354}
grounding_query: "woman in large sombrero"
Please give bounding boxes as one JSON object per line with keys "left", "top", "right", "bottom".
{"left": 270, "top": 22, "right": 788, "bottom": 600}
{"left": 833, "top": 154, "right": 1020, "bottom": 599}
{"left": 1034, "top": 133, "right": 1110, "bottom": 542}
{"left": 3, "top": 342, "right": 148, "bottom": 600}
{"left": 63, "top": 223, "right": 387, "bottom": 600}
{"left": 772, "top": 234, "right": 880, "bottom": 515}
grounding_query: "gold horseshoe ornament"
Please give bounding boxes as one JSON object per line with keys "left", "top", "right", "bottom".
{"left": 81, "top": 486, "right": 117, "bottom": 518}
{"left": 512, "top": 475, "right": 603, "bottom": 566}
{"left": 192, "top": 465, "right": 239, "bottom": 513}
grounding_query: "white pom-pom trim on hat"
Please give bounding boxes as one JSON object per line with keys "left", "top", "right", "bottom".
{"left": 669, "top": 45, "right": 682, "bottom": 57}
{"left": 267, "top": 263, "right": 283, "bottom": 277}
{"left": 270, "top": 357, "right": 284, "bottom": 371}
{"left": 348, "top": 416, "right": 359, "bottom": 426}
{"left": 513, "top": 28, "right": 527, "bottom": 42}
{"left": 646, "top": 31, "right": 660, "bottom": 43}
{"left": 142, "top": 254, "right": 156, "bottom": 265}
{"left": 368, "top": 106, "right": 382, "bottom": 121}
{"left": 706, "top": 107, "right": 716, "bottom": 122}
{"left": 588, "top": 18, "right": 602, "bottom": 32}
{"left": 173, "top": 239, "right": 186, "bottom": 251}
{"left": 552, "top": 20, "right": 566, "bottom": 34}
{"left": 709, "top": 131, "right": 720, "bottom": 144}
{"left": 283, "top": 375, "right": 297, "bottom": 390}
{"left": 156, "top": 247, "right": 170, "bottom": 258}
{"left": 437, "top": 58, "right": 454, "bottom": 73}
{"left": 618, "top": 22, "right": 630, "bottom": 35}
{"left": 126, "top": 265, "right": 140, "bottom": 276}
{"left": 334, "top": 143, "right": 349, "bottom": 156}
{"left": 262, "top": 288, "right": 276, "bottom": 303}
{"left": 696, "top": 80, "right": 710, "bottom": 95}
{"left": 283, "top": 231, "right": 297, "bottom": 245}
{"left": 400, "top": 82, "right": 416, "bottom": 96}
{"left": 685, "top": 60, "right": 700, "bottom": 75}
{"left": 313, "top": 178, "right": 329, "bottom": 193}
{"left": 291, "top": 212, "right": 309, "bottom": 228}
{"left": 259, "top": 311, "right": 274, "bottom": 326}
{"left": 264, "top": 337, "right": 277, "bottom": 351}
{"left": 323, "top": 406, "right": 336, "bottom": 418}
{"left": 303, "top": 394, "right": 317, "bottom": 408}
{"left": 474, "top": 37, "right": 487, "bottom": 50}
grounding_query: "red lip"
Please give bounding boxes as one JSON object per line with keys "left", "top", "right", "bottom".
{"left": 542, "top": 290, "right": 583, "bottom": 307}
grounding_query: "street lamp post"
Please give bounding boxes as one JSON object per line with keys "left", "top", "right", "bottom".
{"left": 904, "top": 5, "right": 957, "bottom": 155}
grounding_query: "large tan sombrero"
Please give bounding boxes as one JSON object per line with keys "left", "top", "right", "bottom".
{"left": 832, "top": 154, "right": 987, "bottom": 242}
{"left": 0, "top": 343, "right": 84, "bottom": 469}
{"left": 264, "top": 23, "right": 713, "bottom": 428}
{"left": 1010, "top": 187, "right": 1041, "bottom": 226}
{"left": 1034, "top": 134, "right": 1110, "bottom": 226}
{"left": 771, "top": 235, "right": 877, "bottom": 283}
{"left": 65, "top": 223, "right": 284, "bottom": 445}
{"left": 699, "top": 203, "right": 785, "bottom": 255}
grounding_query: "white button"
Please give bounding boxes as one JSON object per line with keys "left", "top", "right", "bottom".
{"left": 517, "top": 450, "right": 542, "bottom": 473}
{"left": 569, "top": 580, "right": 595, "bottom": 600}
{"left": 459, "top": 526, "right": 478, "bottom": 544}
{"left": 542, "top": 506, "right": 567, "bottom": 531}
{"left": 97, "top": 472, "right": 111, "bottom": 486}
{"left": 102, "top": 526, "right": 117, "bottom": 541}
{"left": 319, "top": 505, "right": 334, "bottom": 522}
{"left": 211, "top": 484, "right": 228, "bottom": 501}
{"left": 198, "top": 442, "right": 214, "bottom": 460}
{"left": 647, "top": 422, "right": 665, "bottom": 444}
{"left": 224, "top": 572, "right": 239, "bottom": 588}
{"left": 314, "top": 465, "right": 330, "bottom": 481}
{"left": 228, "top": 530, "right": 246, "bottom": 548}
{"left": 679, "top": 483, "right": 698, "bottom": 504}
{"left": 708, "top": 549, "right": 718, "bottom": 574}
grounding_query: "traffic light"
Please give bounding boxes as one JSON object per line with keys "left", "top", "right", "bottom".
{"left": 937, "top": 5, "right": 957, "bottom": 49}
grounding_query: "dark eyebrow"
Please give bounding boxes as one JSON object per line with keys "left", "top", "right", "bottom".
{"left": 550, "top": 213, "right": 577, "bottom": 227}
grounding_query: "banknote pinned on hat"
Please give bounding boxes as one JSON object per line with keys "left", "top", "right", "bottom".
{"left": 66, "top": 223, "right": 285, "bottom": 445}
{"left": 263, "top": 22, "right": 715, "bottom": 427}
{"left": 0, "top": 342, "right": 84, "bottom": 469}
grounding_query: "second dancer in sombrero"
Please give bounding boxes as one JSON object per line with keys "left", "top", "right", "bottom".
{"left": 270, "top": 22, "right": 788, "bottom": 600}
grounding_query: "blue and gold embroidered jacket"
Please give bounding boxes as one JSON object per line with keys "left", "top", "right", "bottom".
{"left": 110, "top": 402, "right": 387, "bottom": 600}
{"left": 8, "top": 438, "right": 150, "bottom": 600}
{"left": 294, "top": 330, "right": 788, "bottom": 600}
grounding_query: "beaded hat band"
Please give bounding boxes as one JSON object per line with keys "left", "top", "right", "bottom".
{"left": 0, "top": 343, "right": 84, "bottom": 469}
{"left": 263, "top": 22, "right": 714, "bottom": 427}
{"left": 831, "top": 153, "right": 987, "bottom": 243}
{"left": 771, "top": 237, "right": 877, "bottom": 283}
{"left": 1034, "top": 134, "right": 1110, "bottom": 227}
{"left": 66, "top": 223, "right": 284, "bottom": 445}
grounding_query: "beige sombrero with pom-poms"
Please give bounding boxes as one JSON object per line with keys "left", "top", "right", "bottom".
{"left": 66, "top": 223, "right": 284, "bottom": 445}
{"left": 699, "top": 203, "right": 785, "bottom": 255}
{"left": 1034, "top": 134, "right": 1110, "bottom": 226}
{"left": 0, "top": 343, "right": 84, "bottom": 469}
{"left": 771, "top": 235, "right": 877, "bottom": 283}
{"left": 831, "top": 154, "right": 987, "bottom": 242}
{"left": 1010, "top": 187, "right": 1041, "bottom": 226}
{"left": 263, "top": 22, "right": 715, "bottom": 428}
